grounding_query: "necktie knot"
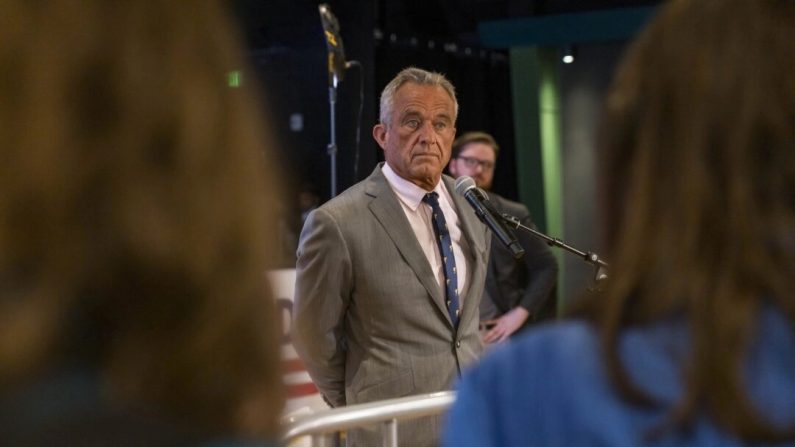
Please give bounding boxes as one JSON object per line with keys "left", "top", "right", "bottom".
{"left": 422, "top": 192, "right": 440, "bottom": 206}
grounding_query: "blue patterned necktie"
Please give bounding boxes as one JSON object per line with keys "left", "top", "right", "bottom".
{"left": 423, "top": 192, "right": 460, "bottom": 328}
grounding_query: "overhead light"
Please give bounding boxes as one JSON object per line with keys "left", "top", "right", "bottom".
{"left": 561, "top": 45, "right": 576, "bottom": 64}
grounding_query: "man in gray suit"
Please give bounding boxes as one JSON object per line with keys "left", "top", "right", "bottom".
{"left": 448, "top": 131, "right": 557, "bottom": 344}
{"left": 292, "top": 67, "right": 490, "bottom": 446}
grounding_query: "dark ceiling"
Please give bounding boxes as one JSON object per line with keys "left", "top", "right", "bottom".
{"left": 377, "top": 0, "right": 662, "bottom": 45}
{"left": 234, "top": 0, "right": 664, "bottom": 49}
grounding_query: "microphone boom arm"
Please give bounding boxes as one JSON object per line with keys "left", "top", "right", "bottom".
{"left": 498, "top": 213, "right": 608, "bottom": 285}
{"left": 464, "top": 193, "right": 526, "bottom": 259}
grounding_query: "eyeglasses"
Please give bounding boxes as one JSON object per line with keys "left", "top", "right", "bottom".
{"left": 456, "top": 155, "right": 494, "bottom": 171}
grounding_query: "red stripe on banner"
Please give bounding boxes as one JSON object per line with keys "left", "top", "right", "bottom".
{"left": 287, "top": 382, "right": 318, "bottom": 398}
{"left": 282, "top": 357, "right": 307, "bottom": 374}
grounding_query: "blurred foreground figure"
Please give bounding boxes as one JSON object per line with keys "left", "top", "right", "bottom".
{"left": 445, "top": 1, "right": 795, "bottom": 445}
{"left": 0, "top": 1, "right": 284, "bottom": 445}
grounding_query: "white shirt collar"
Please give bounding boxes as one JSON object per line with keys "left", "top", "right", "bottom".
{"left": 382, "top": 162, "right": 445, "bottom": 211}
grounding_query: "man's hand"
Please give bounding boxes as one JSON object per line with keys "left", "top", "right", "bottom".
{"left": 482, "top": 307, "right": 530, "bottom": 344}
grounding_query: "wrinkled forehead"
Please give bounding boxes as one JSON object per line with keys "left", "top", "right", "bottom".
{"left": 394, "top": 83, "right": 456, "bottom": 117}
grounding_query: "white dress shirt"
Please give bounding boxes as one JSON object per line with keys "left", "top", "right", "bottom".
{"left": 382, "top": 163, "right": 470, "bottom": 305}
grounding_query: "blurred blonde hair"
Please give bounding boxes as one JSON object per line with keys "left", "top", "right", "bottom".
{"left": 584, "top": 0, "right": 795, "bottom": 441}
{"left": 0, "top": 0, "right": 284, "bottom": 437}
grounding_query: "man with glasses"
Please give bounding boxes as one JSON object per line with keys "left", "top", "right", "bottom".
{"left": 448, "top": 131, "right": 558, "bottom": 344}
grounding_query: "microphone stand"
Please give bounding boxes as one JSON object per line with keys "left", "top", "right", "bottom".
{"left": 318, "top": 3, "right": 346, "bottom": 199}
{"left": 327, "top": 77, "right": 338, "bottom": 198}
{"left": 498, "top": 213, "right": 608, "bottom": 291}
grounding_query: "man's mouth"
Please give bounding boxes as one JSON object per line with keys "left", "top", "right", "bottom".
{"left": 413, "top": 152, "right": 439, "bottom": 160}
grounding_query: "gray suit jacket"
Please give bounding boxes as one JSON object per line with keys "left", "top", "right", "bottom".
{"left": 293, "top": 164, "right": 490, "bottom": 446}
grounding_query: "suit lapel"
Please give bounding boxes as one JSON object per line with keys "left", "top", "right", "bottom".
{"left": 365, "top": 166, "right": 452, "bottom": 325}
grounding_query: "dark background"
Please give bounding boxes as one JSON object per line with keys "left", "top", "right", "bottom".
{"left": 233, "top": 0, "right": 662, "bottom": 298}
{"left": 231, "top": 0, "right": 661, "bottom": 203}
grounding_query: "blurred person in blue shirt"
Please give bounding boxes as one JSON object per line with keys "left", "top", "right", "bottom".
{"left": 445, "top": 0, "right": 795, "bottom": 445}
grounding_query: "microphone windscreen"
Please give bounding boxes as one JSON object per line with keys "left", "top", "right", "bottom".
{"left": 454, "top": 176, "right": 477, "bottom": 196}
{"left": 318, "top": 4, "right": 346, "bottom": 83}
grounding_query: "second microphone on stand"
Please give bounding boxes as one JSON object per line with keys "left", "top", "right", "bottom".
{"left": 454, "top": 176, "right": 525, "bottom": 259}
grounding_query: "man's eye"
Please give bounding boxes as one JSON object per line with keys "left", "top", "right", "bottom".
{"left": 405, "top": 119, "right": 420, "bottom": 129}
{"left": 433, "top": 122, "right": 448, "bottom": 131}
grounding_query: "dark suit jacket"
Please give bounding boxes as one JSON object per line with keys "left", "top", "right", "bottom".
{"left": 292, "top": 164, "right": 490, "bottom": 446}
{"left": 481, "top": 193, "right": 558, "bottom": 327}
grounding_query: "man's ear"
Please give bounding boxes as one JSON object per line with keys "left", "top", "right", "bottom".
{"left": 372, "top": 123, "right": 387, "bottom": 150}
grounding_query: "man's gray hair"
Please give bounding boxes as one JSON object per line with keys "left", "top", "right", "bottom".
{"left": 378, "top": 67, "right": 458, "bottom": 125}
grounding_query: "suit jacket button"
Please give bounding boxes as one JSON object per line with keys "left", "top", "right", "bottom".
{"left": 455, "top": 340, "right": 461, "bottom": 348}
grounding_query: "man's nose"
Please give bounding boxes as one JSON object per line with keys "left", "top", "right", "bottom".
{"left": 418, "top": 121, "right": 437, "bottom": 145}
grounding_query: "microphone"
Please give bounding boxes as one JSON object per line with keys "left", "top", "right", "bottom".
{"left": 454, "top": 176, "right": 525, "bottom": 259}
{"left": 318, "top": 4, "right": 347, "bottom": 87}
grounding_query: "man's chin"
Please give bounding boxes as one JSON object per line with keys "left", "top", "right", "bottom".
{"left": 410, "top": 163, "right": 440, "bottom": 176}
{"left": 474, "top": 177, "right": 492, "bottom": 190}
{"left": 408, "top": 167, "right": 441, "bottom": 189}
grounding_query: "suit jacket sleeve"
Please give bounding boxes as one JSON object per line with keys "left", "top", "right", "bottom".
{"left": 292, "top": 207, "right": 352, "bottom": 407}
{"left": 513, "top": 203, "right": 558, "bottom": 315}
